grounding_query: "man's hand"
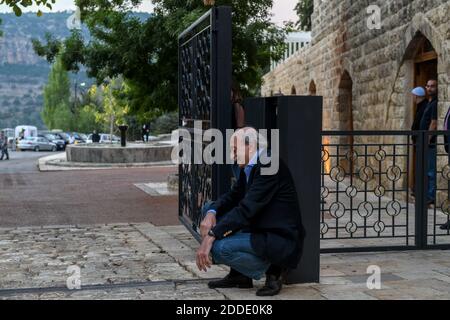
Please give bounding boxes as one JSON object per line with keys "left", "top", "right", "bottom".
{"left": 196, "top": 235, "right": 215, "bottom": 272}
{"left": 200, "top": 212, "right": 216, "bottom": 239}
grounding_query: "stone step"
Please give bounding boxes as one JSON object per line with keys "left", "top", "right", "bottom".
{"left": 132, "top": 223, "right": 228, "bottom": 280}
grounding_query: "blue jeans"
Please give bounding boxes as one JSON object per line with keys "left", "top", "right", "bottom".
{"left": 201, "top": 202, "right": 270, "bottom": 280}
{"left": 427, "top": 147, "right": 437, "bottom": 202}
{"left": 211, "top": 232, "right": 270, "bottom": 280}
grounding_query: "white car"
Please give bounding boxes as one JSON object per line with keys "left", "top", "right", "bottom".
{"left": 18, "top": 137, "right": 57, "bottom": 152}
{"left": 100, "top": 134, "right": 120, "bottom": 144}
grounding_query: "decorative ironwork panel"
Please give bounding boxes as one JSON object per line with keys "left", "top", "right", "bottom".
{"left": 321, "top": 132, "right": 415, "bottom": 251}
{"left": 321, "top": 131, "right": 450, "bottom": 252}
{"left": 427, "top": 132, "right": 450, "bottom": 246}
{"left": 178, "top": 7, "right": 232, "bottom": 236}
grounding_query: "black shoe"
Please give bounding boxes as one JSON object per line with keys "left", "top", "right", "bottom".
{"left": 440, "top": 221, "right": 450, "bottom": 230}
{"left": 256, "top": 274, "right": 284, "bottom": 296}
{"left": 208, "top": 270, "right": 253, "bottom": 289}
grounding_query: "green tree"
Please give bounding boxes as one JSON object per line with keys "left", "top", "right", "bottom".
{"left": 33, "top": 0, "right": 286, "bottom": 118}
{"left": 1, "top": 0, "right": 55, "bottom": 16}
{"left": 76, "top": 104, "right": 98, "bottom": 133}
{"left": 87, "top": 78, "right": 130, "bottom": 139}
{"left": 42, "top": 54, "right": 71, "bottom": 130}
{"left": 295, "top": 0, "right": 313, "bottom": 31}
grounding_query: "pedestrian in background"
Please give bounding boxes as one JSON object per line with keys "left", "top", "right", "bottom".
{"left": 0, "top": 132, "right": 9, "bottom": 161}
{"left": 92, "top": 130, "right": 101, "bottom": 143}
{"left": 142, "top": 124, "right": 150, "bottom": 143}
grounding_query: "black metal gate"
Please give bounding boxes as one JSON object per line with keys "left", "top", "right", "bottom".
{"left": 178, "top": 7, "right": 232, "bottom": 237}
{"left": 321, "top": 130, "right": 450, "bottom": 253}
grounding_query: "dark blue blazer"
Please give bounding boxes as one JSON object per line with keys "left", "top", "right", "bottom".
{"left": 210, "top": 159, "right": 305, "bottom": 269}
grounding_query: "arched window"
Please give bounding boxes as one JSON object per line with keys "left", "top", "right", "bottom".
{"left": 291, "top": 85, "right": 297, "bottom": 95}
{"left": 309, "top": 80, "right": 317, "bottom": 96}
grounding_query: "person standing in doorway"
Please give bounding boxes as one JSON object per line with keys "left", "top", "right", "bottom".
{"left": 419, "top": 79, "right": 438, "bottom": 207}
{"left": 410, "top": 87, "right": 428, "bottom": 197}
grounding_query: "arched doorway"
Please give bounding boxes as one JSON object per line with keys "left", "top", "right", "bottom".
{"left": 413, "top": 36, "right": 437, "bottom": 95}
{"left": 336, "top": 71, "right": 354, "bottom": 172}
{"left": 309, "top": 80, "right": 317, "bottom": 96}
{"left": 407, "top": 33, "right": 438, "bottom": 190}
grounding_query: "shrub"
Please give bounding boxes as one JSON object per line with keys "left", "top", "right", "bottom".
{"left": 151, "top": 112, "right": 178, "bottom": 135}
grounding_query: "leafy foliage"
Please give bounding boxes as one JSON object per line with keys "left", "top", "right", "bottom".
{"left": 295, "top": 0, "right": 313, "bottom": 31}
{"left": 42, "top": 54, "right": 71, "bottom": 130}
{"left": 32, "top": 0, "right": 286, "bottom": 121}
{"left": 151, "top": 111, "right": 178, "bottom": 135}
{"left": 0, "top": 0, "right": 55, "bottom": 16}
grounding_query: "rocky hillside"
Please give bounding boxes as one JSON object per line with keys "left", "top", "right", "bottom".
{"left": 0, "top": 11, "right": 148, "bottom": 130}
{"left": 0, "top": 12, "right": 88, "bottom": 129}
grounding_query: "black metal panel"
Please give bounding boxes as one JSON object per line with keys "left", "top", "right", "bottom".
{"left": 178, "top": 7, "right": 232, "bottom": 233}
{"left": 277, "top": 96, "right": 322, "bottom": 284}
{"left": 424, "top": 131, "right": 450, "bottom": 248}
{"left": 244, "top": 96, "right": 322, "bottom": 284}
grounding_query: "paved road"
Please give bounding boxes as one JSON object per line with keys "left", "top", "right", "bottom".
{"left": 0, "top": 153, "right": 179, "bottom": 228}
{"left": 0, "top": 151, "right": 54, "bottom": 174}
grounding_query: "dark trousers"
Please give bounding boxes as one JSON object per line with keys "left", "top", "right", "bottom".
{"left": 0, "top": 147, "right": 9, "bottom": 160}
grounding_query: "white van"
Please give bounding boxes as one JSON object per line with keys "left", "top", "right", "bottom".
{"left": 15, "top": 125, "right": 38, "bottom": 140}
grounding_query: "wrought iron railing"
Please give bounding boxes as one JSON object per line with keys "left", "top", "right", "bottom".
{"left": 321, "top": 131, "right": 450, "bottom": 252}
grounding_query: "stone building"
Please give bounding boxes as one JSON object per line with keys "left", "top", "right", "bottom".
{"left": 262, "top": 0, "right": 450, "bottom": 132}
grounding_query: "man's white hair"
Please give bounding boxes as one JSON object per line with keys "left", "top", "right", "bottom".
{"left": 232, "top": 127, "right": 268, "bottom": 150}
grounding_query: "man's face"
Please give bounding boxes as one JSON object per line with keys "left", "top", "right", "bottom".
{"left": 426, "top": 80, "right": 437, "bottom": 97}
{"left": 230, "top": 135, "right": 250, "bottom": 168}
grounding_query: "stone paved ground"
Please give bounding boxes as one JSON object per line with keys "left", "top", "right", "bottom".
{"left": 1, "top": 222, "right": 450, "bottom": 300}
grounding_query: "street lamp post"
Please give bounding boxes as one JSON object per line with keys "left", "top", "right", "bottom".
{"left": 73, "top": 80, "right": 86, "bottom": 113}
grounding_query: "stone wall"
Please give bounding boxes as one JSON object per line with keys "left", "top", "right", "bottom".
{"left": 262, "top": 0, "right": 450, "bottom": 132}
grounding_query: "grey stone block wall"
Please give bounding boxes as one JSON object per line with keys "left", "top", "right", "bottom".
{"left": 262, "top": 0, "right": 450, "bottom": 131}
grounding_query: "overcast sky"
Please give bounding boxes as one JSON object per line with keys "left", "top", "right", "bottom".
{"left": 0, "top": 0, "right": 298, "bottom": 25}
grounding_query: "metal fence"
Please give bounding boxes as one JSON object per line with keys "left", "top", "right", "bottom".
{"left": 321, "top": 130, "right": 450, "bottom": 253}
{"left": 178, "top": 7, "right": 232, "bottom": 237}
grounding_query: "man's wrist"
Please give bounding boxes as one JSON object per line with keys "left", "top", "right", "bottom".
{"left": 207, "top": 210, "right": 217, "bottom": 216}
{"left": 207, "top": 229, "right": 216, "bottom": 238}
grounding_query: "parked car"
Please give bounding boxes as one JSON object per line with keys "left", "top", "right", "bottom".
{"left": 52, "top": 132, "right": 70, "bottom": 148}
{"left": 38, "top": 134, "right": 65, "bottom": 151}
{"left": 66, "top": 132, "right": 86, "bottom": 144}
{"left": 17, "top": 137, "right": 57, "bottom": 152}
{"left": 99, "top": 134, "right": 120, "bottom": 144}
